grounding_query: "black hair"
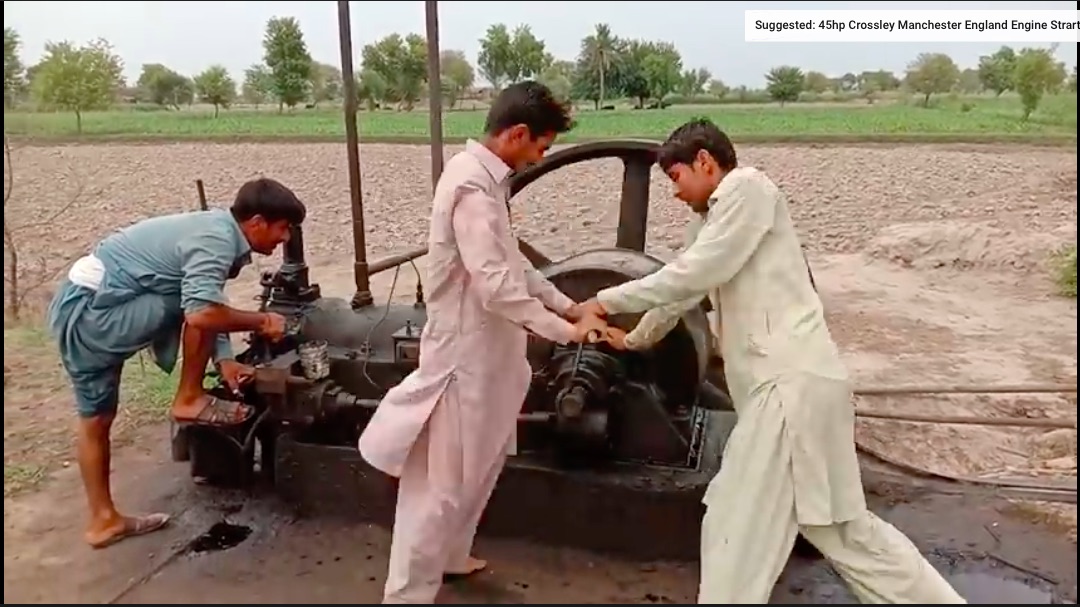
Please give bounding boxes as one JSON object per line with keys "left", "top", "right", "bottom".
{"left": 230, "top": 177, "right": 306, "bottom": 225}
{"left": 484, "top": 80, "right": 575, "bottom": 138}
{"left": 656, "top": 118, "right": 738, "bottom": 172}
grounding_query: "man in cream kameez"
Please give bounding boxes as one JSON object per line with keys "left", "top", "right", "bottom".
{"left": 587, "top": 119, "right": 966, "bottom": 604}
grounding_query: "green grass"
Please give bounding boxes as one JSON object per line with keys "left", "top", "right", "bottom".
{"left": 4, "top": 464, "right": 47, "bottom": 497}
{"left": 5, "top": 93, "right": 1076, "bottom": 144}
{"left": 3, "top": 319, "right": 178, "bottom": 497}
{"left": 1051, "top": 245, "right": 1077, "bottom": 298}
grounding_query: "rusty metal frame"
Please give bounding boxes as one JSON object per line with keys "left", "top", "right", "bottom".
{"left": 336, "top": 0, "right": 446, "bottom": 309}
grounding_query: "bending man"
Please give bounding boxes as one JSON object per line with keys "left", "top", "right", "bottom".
{"left": 358, "top": 81, "right": 607, "bottom": 604}
{"left": 48, "top": 178, "right": 299, "bottom": 549}
{"left": 588, "top": 119, "right": 965, "bottom": 604}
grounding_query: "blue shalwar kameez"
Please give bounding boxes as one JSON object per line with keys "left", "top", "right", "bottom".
{"left": 47, "top": 209, "right": 251, "bottom": 418}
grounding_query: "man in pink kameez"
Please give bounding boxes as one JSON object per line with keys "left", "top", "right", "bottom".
{"left": 358, "top": 81, "right": 607, "bottom": 604}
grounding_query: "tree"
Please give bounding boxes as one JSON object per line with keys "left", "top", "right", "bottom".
{"left": 765, "top": 66, "right": 804, "bottom": 105}
{"left": 904, "top": 53, "right": 959, "bottom": 107}
{"left": 263, "top": 16, "right": 312, "bottom": 111}
{"left": 440, "top": 50, "right": 475, "bottom": 108}
{"left": 957, "top": 68, "right": 982, "bottom": 94}
{"left": 574, "top": 24, "right": 617, "bottom": 108}
{"left": 977, "top": 46, "right": 1017, "bottom": 96}
{"left": 803, "top": 71, "right": 830, "bottom": 94}
{"left": 241, "top": 64, "right": 274, "bottom": 108}
{"left": 193, "top": 65, "right": 236, "bottom": 117}
{"left": 678, "top": 68, "right": 711, "bottom": 96}
{"left": 857, "top": 70, "right": 900, "bottom": 93}
{"left": 507, "top": 25, "right": 548, "bottom": 83}
{"left": 538, "top": 62, "right": 572, "bottom": 102}
{"left": 309, "top": 61, "right": 343, "bottom": 106}
{"left": 639, "top": 42, "right": 682, "bottom": 103}
{"left": 5, "top": 27, "right": 25, "bottom": 108}
{"left": 1013, "top": 47, "right": 1067, "bottom": 120}
{"left": 1069, "top": 65, "right": 1077, "bottom": 93}
{"left": 477, "top": 24, "right": 513, "bottom": 90}
{"left": 544, "top": 59, "right": 575, "bottom": 81}
{"left": 615, "top": 39, "right": 653, "bottom": 108}
{"left": 537, "top": 59, "right": 574, "bottom": 103}
{"left": 360, "top": 33, "right": 427, "bottom": 110}
{"left": 136, "top": 63, "right": 193, "bottom": 109}
{"left": 356, "top": 68, "right": 388, "bottom": 111}
{"left": 708, "top": 79, "right": 729, "bottom": 99}
{"left": 32, "top": 39, "right": 123, "bottom": 133}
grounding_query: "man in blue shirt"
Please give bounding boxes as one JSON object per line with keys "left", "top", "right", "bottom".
{"left": 47, "top": 177, "right": 304, "bottom": 549}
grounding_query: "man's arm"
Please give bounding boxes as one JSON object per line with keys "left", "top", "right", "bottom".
{"left": 177, "top": 229, "right": 267, "bottom": 361}
{"left": 454, "top": 185, "right": 577, "bottom": 345}
{"left": 596, "top": 174, "right": 777, "bottom": 315}
{"left": 622, "top": 298, "right": 701, "bottom": 350}
{"left": 621, "top": 214, "right": 709, "bottom": 350}
{"left": 521, "top": 258, "right": 575, "bottom": 316}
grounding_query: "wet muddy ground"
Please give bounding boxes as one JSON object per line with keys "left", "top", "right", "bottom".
{"left": 3, "top": 428, "right": 1075, "bottom": 605}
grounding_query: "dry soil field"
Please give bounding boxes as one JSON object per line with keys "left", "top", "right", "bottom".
{"left": 3, "top": 140, "right": 1078, "bottom": 603}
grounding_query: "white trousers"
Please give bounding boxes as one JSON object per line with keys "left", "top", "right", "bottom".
{"left": 698, "top": 400, "right": 967, "bottom": 605}
{"left": 382, "top": 393, "right": 506, "bottom": 604}
{"left": 700, "top": 504, "right": 968, "bottom": 603}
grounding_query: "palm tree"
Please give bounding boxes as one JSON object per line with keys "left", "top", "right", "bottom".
{"left": 583, "top": 24, "right": 617, "bottom": 107}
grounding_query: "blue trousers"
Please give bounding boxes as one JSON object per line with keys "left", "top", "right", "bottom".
{"left": 47, "top": 280, "right": 181, "bottom": 418}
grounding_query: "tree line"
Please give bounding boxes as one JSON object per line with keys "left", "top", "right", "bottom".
{"left": 4, "top": 20, "right": 1078, "bottom": 132}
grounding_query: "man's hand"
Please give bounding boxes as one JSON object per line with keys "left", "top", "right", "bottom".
{"left": 563, "top": 301, "right": 584, "bottom": 321}
{"left": 217, "top": 359, "right": 255, "bottom": 395}
{"left": 572, "top": 298, "right": 608, "bottom": 320}
{"left": 571, "top": 313, "right": 608, "bottom": 343}
{"left": 258, "top": 312, "right": 287, "bottom": 342}
{"left": 602, "top": 327, "right": 629, "bottom": 351}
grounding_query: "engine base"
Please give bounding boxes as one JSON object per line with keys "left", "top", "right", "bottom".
{"left": 273, "top": 407, "right": 736, "bottom": 561}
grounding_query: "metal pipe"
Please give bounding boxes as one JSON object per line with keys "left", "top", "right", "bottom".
{"left": 854, "top": 383, "right": 1077, "bottom": 396}
{"left": 424, "top": 0, "right": 445, "bottom": 189}
{"left": 337, "top": 0, "right": 373, "bottom": 308}
{"left": 856, "top": 409, "right": 1076, "bottom": 429}
{"left": 368, "top": 246, "right": 429, "bottom": 276}
{"left": 365, "top": 238, "right": 543, "bottom": 277}
{"left": 195, "top": 179, "right": 208, "bottom": 211}
{"left": 283, "top": 225, "right": 306, "bottom": 265}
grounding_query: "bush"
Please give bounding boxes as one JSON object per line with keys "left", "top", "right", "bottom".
{"left": 1051, "top": 245, "right": 1077, "bottom": 297}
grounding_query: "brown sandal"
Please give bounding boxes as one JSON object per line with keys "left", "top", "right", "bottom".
{"left": 176, "top": 396, "right": 253, "bottom": 428}
{"left": 89, "top": 513, "right": 171, "bottom": 549}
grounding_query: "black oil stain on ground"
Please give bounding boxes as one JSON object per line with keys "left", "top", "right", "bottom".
{"left": 186, "top": 522, "right": 253, "bottom": 555}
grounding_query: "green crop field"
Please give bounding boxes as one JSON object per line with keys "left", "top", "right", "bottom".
{"left": 4, "top": 93, "right": 1076, "bottom": 144}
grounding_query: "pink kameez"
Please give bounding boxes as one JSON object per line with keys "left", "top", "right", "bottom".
{"left": 358, "top": 140, "right": 578, "bottom": 604}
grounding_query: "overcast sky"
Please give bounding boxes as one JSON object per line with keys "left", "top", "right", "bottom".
{"left": 4, "top": 0, "right": 1077, "bottom": 88}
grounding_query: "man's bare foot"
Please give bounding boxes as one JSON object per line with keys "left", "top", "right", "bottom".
{"left": 444, "top": 556, "right": 488, "bottom": 581}
{"left": 85, "top": 512, "right": 170, "bottom": 549}
{"left": 172, "top": 394, "right": 253, "bottom": 427}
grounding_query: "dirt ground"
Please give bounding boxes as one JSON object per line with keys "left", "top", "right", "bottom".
{"left": 3, "top": 141, "right": 1077, "bottom": 603}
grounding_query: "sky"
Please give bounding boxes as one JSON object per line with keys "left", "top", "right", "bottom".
{"left": 4, "top": 0, "right": 1077, "bottom": 88}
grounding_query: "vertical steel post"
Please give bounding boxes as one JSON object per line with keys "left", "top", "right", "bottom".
{"left": 424, "top": 0, "right": 445, "bottom": 189}
{"left": 336, "top": 0, "right": 373, "bottom": 308}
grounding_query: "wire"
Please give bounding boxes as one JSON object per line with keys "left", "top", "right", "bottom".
{"left": 408, "top": 259, "right": 424, "bottom": 305}
{"left": 360, "top": 264, "right": 401, "bottom": 391}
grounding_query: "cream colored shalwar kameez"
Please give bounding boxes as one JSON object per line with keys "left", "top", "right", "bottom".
{"left": 359, "top": 141, "right": 578, "bottom": 604}
{"left": 597, "top": 167, "right": 965, "bottom": 604}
